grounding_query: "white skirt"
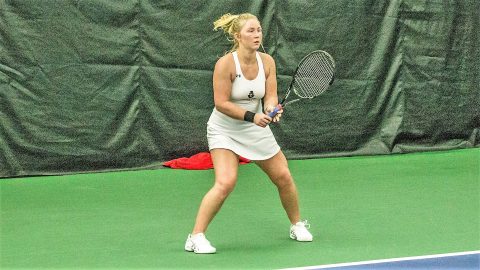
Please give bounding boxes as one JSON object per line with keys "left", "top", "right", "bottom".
{"left": 207, "top": 108, "right": 280, "bottom": 161}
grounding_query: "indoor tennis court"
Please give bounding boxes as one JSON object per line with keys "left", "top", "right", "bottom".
{"left": 2, "top": 148, "right": 478, "bottom": 268}
{"left": 1, "top": 1, "right": 479, "bottom": 269}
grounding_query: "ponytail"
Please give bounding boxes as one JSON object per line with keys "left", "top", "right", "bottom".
{"left": 213, "top": 13, "right": 258, "bottom": 53}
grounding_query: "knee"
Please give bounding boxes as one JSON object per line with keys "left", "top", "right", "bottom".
{"left": 273, "top": 169, "right": 294, "bottom": 190}
{"left": 214, "top": 176, "right": 237, "bottom": 198}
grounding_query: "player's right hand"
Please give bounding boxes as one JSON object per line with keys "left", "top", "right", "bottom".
{"left": 254, "top": 113, "right": 272, "bottom": 128}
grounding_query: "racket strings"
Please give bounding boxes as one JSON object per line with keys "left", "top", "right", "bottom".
{"left": 293, "top": 53, "right": 335, "bottom": 98}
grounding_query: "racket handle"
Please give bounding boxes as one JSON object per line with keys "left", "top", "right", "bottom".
{"left": 268, "top": 104, "right": 283, "bottom": 118}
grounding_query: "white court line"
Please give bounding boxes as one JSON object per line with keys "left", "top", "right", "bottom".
{"left": 278, "top": 250, "right": 480, "bottom": 270}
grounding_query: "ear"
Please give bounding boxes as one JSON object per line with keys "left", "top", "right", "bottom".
{"left": 234, "top": 32, "right": 240, "bottom": 41}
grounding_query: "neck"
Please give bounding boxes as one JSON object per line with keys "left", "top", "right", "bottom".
{"left": 236, "top": 47, "right": 257, "bottom": 64}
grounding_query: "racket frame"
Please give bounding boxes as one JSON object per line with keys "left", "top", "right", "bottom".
{"left": 268, "top": 50, "right": 335, "bottom": 117}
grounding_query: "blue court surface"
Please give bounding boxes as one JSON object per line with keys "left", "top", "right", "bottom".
{"left": 280, "top": 251, "right": 480, "bottom": 270}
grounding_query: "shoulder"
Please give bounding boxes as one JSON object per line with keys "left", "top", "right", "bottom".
{"left": 215, "top": 53, "right": 235, "bottom": 70}
{"left": 258, "top": 52, "right": 276, "bottom": 77}
{"left": 258, "top": 52, "right": 276, "bottom": 68}
{"left": 214, "top": 53, "right": 236, "bottom": 80}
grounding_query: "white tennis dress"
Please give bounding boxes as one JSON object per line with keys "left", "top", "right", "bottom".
{"left": 207, "top": 51, "right": 281, "bottom": 160}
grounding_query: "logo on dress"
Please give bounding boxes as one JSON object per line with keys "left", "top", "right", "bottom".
{"left": 248, "top": 91, "right": 255, "bottom": 99}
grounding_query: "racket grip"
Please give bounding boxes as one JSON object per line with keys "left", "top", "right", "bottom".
{"left": 268, "top": 104, "right": 283, "bottom": 118}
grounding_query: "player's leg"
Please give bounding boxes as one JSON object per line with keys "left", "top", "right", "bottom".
{"left": 192, "top": 148, "right": 239, "bottom": 233}
{"left": 255, "top": 151, "right": 300, "bottom": 223}
{"left": 186, "top": 148, "right": 239, "bottom": 253}
{"left": 255, "top": 150, "right": 313, "bottom": 241}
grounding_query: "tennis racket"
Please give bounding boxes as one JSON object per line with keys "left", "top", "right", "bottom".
{"left": 268, "top": 50, "right": 335, "bottom": 117}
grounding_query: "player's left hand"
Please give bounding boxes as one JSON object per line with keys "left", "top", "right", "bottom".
{"left": 265, "top": 105, "right": 283, "bottom": 123}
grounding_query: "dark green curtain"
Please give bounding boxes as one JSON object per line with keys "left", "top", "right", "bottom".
{"left": 1, "top": 0, "right": 478, "bottom": 178}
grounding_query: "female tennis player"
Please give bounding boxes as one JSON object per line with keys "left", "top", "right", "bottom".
{"left": 185, "top": 13, "right": 313, "bottom": 254}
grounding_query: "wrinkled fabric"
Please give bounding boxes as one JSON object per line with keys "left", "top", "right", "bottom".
{"left": 163, "top": 152, "right": 250, "bottom": 170}
{"left": 0, "top": 1, "right": 478, "bottom": 178}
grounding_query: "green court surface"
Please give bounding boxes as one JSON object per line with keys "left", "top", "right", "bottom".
{"left": 1, "top": 148, "right": 479, "bottom": 269}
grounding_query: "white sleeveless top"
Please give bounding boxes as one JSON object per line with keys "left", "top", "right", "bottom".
{"left": 207, "top": 51, "right": 280, "bottom": 160}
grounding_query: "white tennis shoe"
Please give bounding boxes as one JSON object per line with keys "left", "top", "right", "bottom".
{"left": 185, "top": 233, "right": 216, "bottom": 254}
{"left": 290, "top": 220, "right": 313, "bottom": 241}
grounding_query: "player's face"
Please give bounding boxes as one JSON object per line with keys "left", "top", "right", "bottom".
{"left": 237, "top": 19, "right": 262, "bottom": 50}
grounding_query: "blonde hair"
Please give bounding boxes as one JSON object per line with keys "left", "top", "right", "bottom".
{"left": 213, "top": 13, "right": 259, "bottom": 52}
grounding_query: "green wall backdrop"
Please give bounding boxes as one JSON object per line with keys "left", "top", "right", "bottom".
{"left": 1, "top": 0, "right": 479, "bottom": 178}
